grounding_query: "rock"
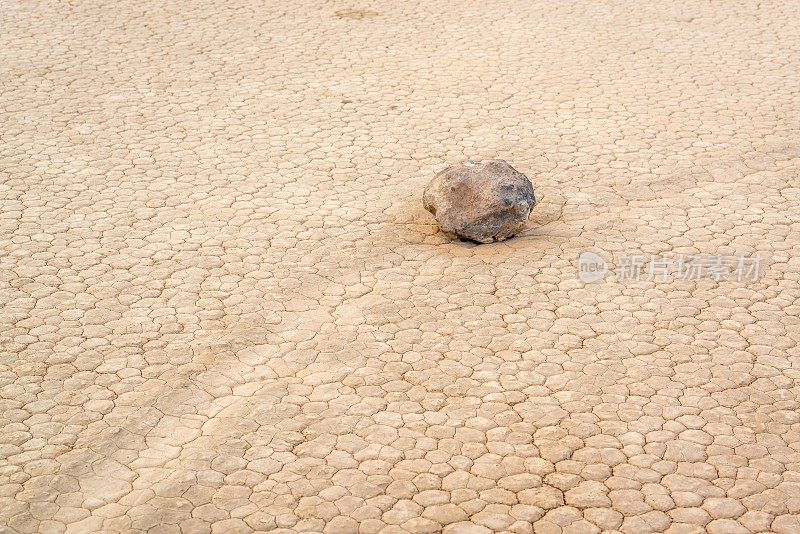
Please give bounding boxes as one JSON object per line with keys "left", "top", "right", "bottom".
{"left": 423, "top": 159, "right": 536, "bottom": 243}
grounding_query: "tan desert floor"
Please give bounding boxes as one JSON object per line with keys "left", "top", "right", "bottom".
{"left": 2, "top": 1, "right": 800, "bottom": 533}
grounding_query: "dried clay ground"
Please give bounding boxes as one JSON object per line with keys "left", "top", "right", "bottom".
{"left": 2, "top": 1, "right": 800, "bottom": 533}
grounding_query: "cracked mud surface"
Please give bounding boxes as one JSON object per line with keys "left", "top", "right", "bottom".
{"left": 2, "top": 1, "right": 800, "bottom": 533}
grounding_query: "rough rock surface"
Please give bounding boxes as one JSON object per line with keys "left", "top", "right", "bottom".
{"left": 423, "top": 160, "right": 536, "bottom": 243}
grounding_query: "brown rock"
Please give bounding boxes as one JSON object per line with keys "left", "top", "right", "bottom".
{"left": 423, "top": 160, "right": 536, "bottom": 243}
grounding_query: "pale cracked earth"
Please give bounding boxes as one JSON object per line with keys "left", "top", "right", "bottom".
{"left": 2, "top": 1, "right": 800, "bottom": 533}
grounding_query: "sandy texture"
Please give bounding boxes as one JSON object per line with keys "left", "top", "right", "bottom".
{"left": 2, "top": 1, "right": 800, "bottom": 533}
